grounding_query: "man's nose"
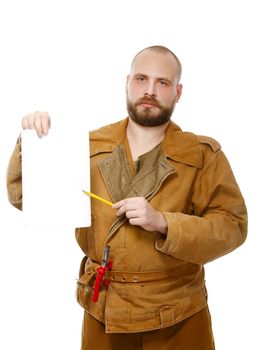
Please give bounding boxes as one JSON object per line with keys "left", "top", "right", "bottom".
{"left": 144, "top": 81, "right": 157, "bottom": 97}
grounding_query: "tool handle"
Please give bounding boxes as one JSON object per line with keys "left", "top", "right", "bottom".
{"left": 101, "top": 245, "right": 111, "bottom": 267}
{"left": 92, "top": 266, "right": 105, "bottom": 302}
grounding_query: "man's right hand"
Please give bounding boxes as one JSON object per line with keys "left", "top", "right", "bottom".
{"left": 21, "top": 111, "right": 51, "bottom": 138}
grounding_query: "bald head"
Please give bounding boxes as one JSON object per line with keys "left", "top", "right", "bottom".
{"left": 130, "top": 45, "right": 182, "bottom": 83}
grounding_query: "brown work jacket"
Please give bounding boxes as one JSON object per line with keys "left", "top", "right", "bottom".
{"left": 7, "top": 118, "right": 247, "bottom": 333}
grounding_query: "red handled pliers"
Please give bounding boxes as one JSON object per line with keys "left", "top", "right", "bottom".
{"left": 92, "top": 245, "right": 112, "bottom": 303}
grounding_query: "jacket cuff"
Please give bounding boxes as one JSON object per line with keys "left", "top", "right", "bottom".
{"left": 155, "top": 212, "right": 182, "bottom": 255}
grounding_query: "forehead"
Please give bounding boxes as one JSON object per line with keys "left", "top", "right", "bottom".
{"left": 130, "top": 50, "right": 178, "bottom": 80}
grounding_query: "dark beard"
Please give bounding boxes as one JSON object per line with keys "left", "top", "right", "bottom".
{"left": 127, "top": 97, "right": 175, "bottom": 127}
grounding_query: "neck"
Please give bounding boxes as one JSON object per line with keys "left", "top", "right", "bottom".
{"left": 126, "top": 117, "right": 169, "bottom": 161}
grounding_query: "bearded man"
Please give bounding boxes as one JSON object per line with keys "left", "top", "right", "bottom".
{"left": 7, "top": 45, "right": 247, "bottom": 350}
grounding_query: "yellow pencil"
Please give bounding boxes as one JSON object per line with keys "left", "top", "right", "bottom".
{"left": 82, "top": 190, "right": 113, "bottom": 207}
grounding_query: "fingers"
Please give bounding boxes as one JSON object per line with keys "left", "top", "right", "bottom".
{"left": 41, "top": 112, "right": 51, "bottom": 135}
{"left": 22, "top": 111, "right": 51, "bottom": 138}
{"left": 112, "top": 197, "right": 143, "bottom": 217}
{"left": 21, "top": 115, "right": 31, "bottom": 129}
{"left": 113, "top": 197, "right": 150, "bottom": 224}
{"left": 112, "top": 197, "right": 167, "bottom": 233}
{"left": 34, "top": 112, "right": 44, "bottom": 137}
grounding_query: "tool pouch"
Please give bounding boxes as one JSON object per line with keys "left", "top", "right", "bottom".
{"left": 75, "top": 256, "right": 99, "bottom": 309}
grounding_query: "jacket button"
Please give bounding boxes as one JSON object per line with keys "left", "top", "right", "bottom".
{"left": 133, "top": 276, "right": 139, "bottom": 282}
{"left": 122, "top": 277, "right": 126, "bottom": 282}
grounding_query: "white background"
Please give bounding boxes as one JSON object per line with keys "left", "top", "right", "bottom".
{"left": 0, "top": 0, "right": 252, "bottom": 349}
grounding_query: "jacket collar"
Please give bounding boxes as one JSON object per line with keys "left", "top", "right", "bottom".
{"left": 162, "top": 121, "right": 202, "bottom": 168}
{"left": 90, "top": 117, "right": 202, "bottom": 168}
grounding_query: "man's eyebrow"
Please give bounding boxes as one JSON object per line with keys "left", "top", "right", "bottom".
{"left": 156, "top": 77, "right": 173, "bottom": 83}
{"left": 133, "top": 73, "right": 172, "bottom": 83}
{"left": 133, "top": 73, "right": 147, "bottom": 77}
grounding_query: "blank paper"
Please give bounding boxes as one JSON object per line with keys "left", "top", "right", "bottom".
{"left": 22, "top": 129, "right": 91, "bottom": 228}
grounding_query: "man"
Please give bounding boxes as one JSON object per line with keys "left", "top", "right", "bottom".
{"left": 7, "top": 46, "right": 247, "bottom": 349}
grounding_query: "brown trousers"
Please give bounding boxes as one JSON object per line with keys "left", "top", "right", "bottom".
{"left": 81, "top": 307, "right": 215, "bottom": 350}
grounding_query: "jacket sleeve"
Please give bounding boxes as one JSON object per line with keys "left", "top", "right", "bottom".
{"left": 6, "top": 137, "right": 22, "bottom": 210}
{"left": 155, "top": 149, "right": 247, "bottom": 265}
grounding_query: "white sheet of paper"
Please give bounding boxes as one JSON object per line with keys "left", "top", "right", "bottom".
{"left": 22, "top": 129, "right": 91, "bottom": 228}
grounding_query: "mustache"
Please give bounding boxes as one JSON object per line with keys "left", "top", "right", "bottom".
{"left": 135, "top": 97, "right": 161, "bottom": 107}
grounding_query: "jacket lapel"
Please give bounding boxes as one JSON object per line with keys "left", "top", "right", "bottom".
{"left": 98, "top": 143, "right": 176, "bottom": 240}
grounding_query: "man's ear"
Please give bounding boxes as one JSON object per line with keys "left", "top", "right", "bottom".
{"left": 176, "top": 83, "right": 183, "bottom": 102}
{"left": 125, "top": 75, "right": 130, "bottom": 93}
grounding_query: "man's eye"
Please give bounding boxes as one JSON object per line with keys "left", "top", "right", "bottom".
{"left": 136, "top": 76, "right": 145, "bottom": 82}
{"left": 159, "top": 80, "right": 168, "bottom": 86}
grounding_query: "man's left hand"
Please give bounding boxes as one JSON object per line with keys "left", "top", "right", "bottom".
{"left": 112, "top": 197, "right": 167, "bottom": 234}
